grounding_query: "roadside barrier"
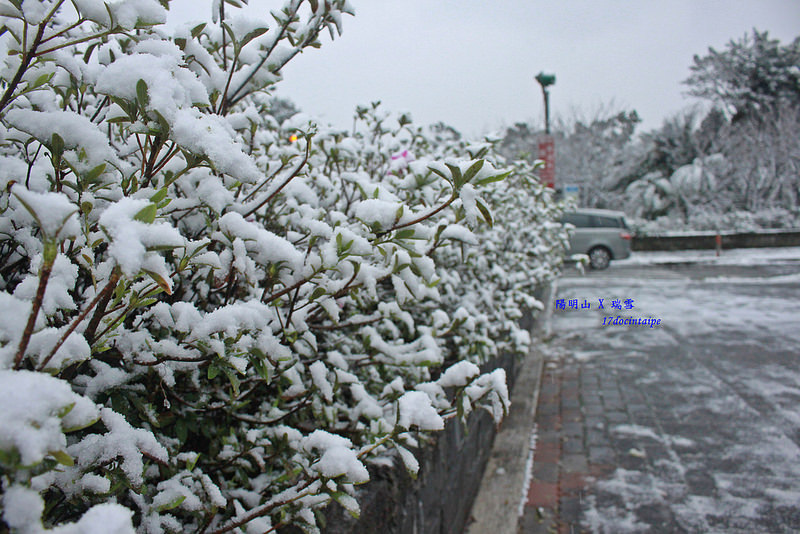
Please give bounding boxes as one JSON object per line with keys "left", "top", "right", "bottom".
{"left": 632, "top": 230, "right": 800, "bottom": 252}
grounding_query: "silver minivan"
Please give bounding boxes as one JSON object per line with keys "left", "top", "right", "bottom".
{"left": 560, "top": 208, "right": 633, "bottom": 269}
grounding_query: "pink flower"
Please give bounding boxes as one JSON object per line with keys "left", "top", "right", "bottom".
{"left": 388, "top": 150, "right": 414, "bottom": 176}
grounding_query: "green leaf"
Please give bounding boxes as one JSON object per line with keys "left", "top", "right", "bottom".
{"left": 474, "top": 170, "right": 512, "bottom": 186}
{"left": 50, "top": 132, "right": 65, "bottom": 159}
{"left": 190, "top": 23, "right": 207, "bottom": 38}
{"left": 476, "top": 197, "right": 493, "bottom": 227}
{"left": 207, "top": 364, "right": 221, "bottom": 380}
{"left": 50, "top": 450, "right": 74, "bottom": 467}
{"left": 31, "top": 72, "right": 54, "bottom": 89}
{"left": 223, "top": 367, "right": 241, "bottom": 397}
{"left": 105, "top": 115, "right": 131, "bottom": 124}
{"left": 133, "top": 203, "right": 157, "bottom": 223}
{"left": 43, "top": 240, "right": 58, "bottom": 263}
{"left": 445, "top": 163, "right": 463, "bottom": 188}
{"left": 427, "top": 164, "right": 452, "bottom": 184}
{"left": 394, "top": 229, "right": 415, "bottom": 240}
{"left": 136, "top": 79, "right": 149, "bottom": 110}
{"left": 153, "top": 110, "right": 170, "bottom": 136}
{"left": 175, "top": 419, "right": 188, "bottom": 443}
{"left": 150, "top": 187, "right": 168, "bottom": 204}
{"left": 136, "top": 298, "right": 158, "bottom": 308}
{"left": 156, "top": 494, "right": 186, "bottom": 512}
{"left": 84, "top": 163, "right": 106, "bottom": 184}
{"left": 186, "top": 453, "right": 200, "bottom": 471}
{"left": 82, "top": 41, "right": 99, "bottom": 63}
{"left": 309, "top": 286, "right": 327, "bottom": 301}
{"left": 462, "top": 159, "right": 484, "bottom": 184}
{"left": 241, "top": 27, "right": 268, "bottom": 47}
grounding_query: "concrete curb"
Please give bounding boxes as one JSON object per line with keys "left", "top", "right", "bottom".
{"left": 466, "top": 281, "right": 556, "bottom": 534}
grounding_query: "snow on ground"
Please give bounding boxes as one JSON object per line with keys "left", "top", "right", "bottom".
{"left": 616, "top": 246, "right": 800, "bottom": 266}
{"left": 549, "top": 258, "right": 800, "bottom": 532}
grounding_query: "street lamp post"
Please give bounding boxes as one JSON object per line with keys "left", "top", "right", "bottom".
{"left": 534, "top": 72, "right": 556, "bottom": 134}
{"left": 534, "top": 72, "right": 556, "bottom": 188}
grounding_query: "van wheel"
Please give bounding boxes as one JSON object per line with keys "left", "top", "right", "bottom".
{"left": 588, "top": 247, "right": 611, "bottom": 270}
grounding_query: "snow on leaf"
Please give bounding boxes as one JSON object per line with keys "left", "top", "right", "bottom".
{"left": 309, "top": 360, "right": 334, "bottom": 402}
{"left": 5, "top": 110, "right": 119, "bottom": 172}
{"left": 397, "top": 391, "right": 444, "bottom": 431}
{"left": 301, "top": 430, "right": 369, "bottom": 483}
{"left": 2, "top": 486, "right": 44, "bottom": 530}
{"left": 395, "top": 445, "right": 419, "bottom": 477}
{"left": 95, "top": 52, "right": 209, "bottom": 122}
{"left": 14, "top": 253, "right": 78, "bottom": 314}
{"left": 49, "top": 502, "right": 136, "bottom": 534}
{"left": 172, "top": 108, "right": 260, "bottom": 182}
{"left": 437, "top": 360, "right": 480, "bottom": 388}
{"left": 354, "top": 198, "right": 402, "bottom": 229}
{"left": 218, "top": 212, "right": 304, "bottom": 271}
{"left": 69, "top": 408, "right": 167, "bottom": 487}
{"left": 11, "top": 187, "right": 79, "bottom": 241}
{"left": 98, "top": 197, "right": 184, "bottom": 277}
{"left": 459, "top": 183, "right": 478, "bottom": 225}
{"left": 0, "top": 370, "right": 99, "bottom": 466}
{"left": 439, "top": 223, "right": 478, "bottom": 245}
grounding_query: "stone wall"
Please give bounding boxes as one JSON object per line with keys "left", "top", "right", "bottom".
{"left": 632, "top": 230, "right": 800, "bottom": 251}
{"left": 320, "top": 352, "right": 516, "bottom": 534}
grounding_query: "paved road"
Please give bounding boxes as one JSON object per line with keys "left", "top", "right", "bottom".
{"left": 519, "top": 260, "right": 800, "bottom": 533}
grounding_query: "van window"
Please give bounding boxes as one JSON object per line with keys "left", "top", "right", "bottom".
{"left": 591, "top": 215, "right": 623, "bottom": 228}
{"left": 561, "top": 213, "right": 592, "bottom": 227}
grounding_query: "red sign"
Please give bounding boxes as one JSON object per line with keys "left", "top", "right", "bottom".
{"left": 538, "top": 137, "right": 556, "bottom": 188}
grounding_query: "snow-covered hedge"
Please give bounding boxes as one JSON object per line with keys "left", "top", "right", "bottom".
{"left": 0, "top": 1, "right": 567, "bottom": 532}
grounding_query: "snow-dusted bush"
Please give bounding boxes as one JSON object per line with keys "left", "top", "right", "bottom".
{"left": 0, "top": 1, "right": 566, "bottom": 532}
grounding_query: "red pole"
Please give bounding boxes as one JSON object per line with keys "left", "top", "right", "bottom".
{"left": 715, "top": 233, "right": 722, "bottom": 256}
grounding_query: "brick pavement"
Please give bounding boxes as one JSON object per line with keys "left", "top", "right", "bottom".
{"left": 518, "top": 354, "right": 617, "bottom": 534}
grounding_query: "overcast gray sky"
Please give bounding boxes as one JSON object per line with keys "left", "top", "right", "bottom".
{"left": 168, "top": 1, "right": 800, "bottom": 136}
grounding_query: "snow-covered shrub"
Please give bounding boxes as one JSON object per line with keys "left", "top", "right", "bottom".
{"left": 0, "top": 1, "right": 567, "bottom": 532}
{"left": 624, "top": 154, "right": 722, "bottom": 222}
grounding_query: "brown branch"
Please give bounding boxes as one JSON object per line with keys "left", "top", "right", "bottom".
{"left": 241, "top": 160, "right": 289, "bottom": 203}
{"left": 0, "top": 12, "right": 51, "bottom": 113}
{"left": 134, "top": 354, "right": 213, "bottom": 367}
{"left": 222, "top": 3, "right": 300, "bottom": 114}
{"left": 83, "top": 269, "right": 121, "bottom": 345}
{"left": 262, "top": 276, "right": 311, "bottom": 305}
{"left": 37, "top": 273, "right": 119, "bottom": 371}
{"left": 206, "top": 479, "right": 317, "bottom": 534}
{"left": 13, "top": 252, "right": 55, "bottom": 369}
{"left": 34, "top": 29, "right": 115, "bottom": 58}
{"left": 309, "top": 316, "right": 380, "bottom": 332}
{"left": 242, "top": 140, "right": 311, "bottom": 219}
{"left": 39, "top": 18, "right": 84, "bottom": 45}
{"left": 374, "top": 194, "right": 456, "bottom": 239}
{"left": 142, "top": 135, "right": 164, "bottom": 189}
{"left": 230, "top": 396, "right": 311, "bottom": 426}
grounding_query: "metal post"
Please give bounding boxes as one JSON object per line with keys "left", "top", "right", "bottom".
{"left": 543, "top": 87, "right": 550, "bottom": 135}
{"left": 534, "top": 72, "right": 555, "bottom": 135}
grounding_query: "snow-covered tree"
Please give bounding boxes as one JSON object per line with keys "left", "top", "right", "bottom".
{"left": 498, "top": 107, "right": 641, "bottom": 209}
{"left": 684, "top": 29, "right": 800, "bottom": 122}
{"left": 0, "top": 1, "right": 567, "bottom": 532}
